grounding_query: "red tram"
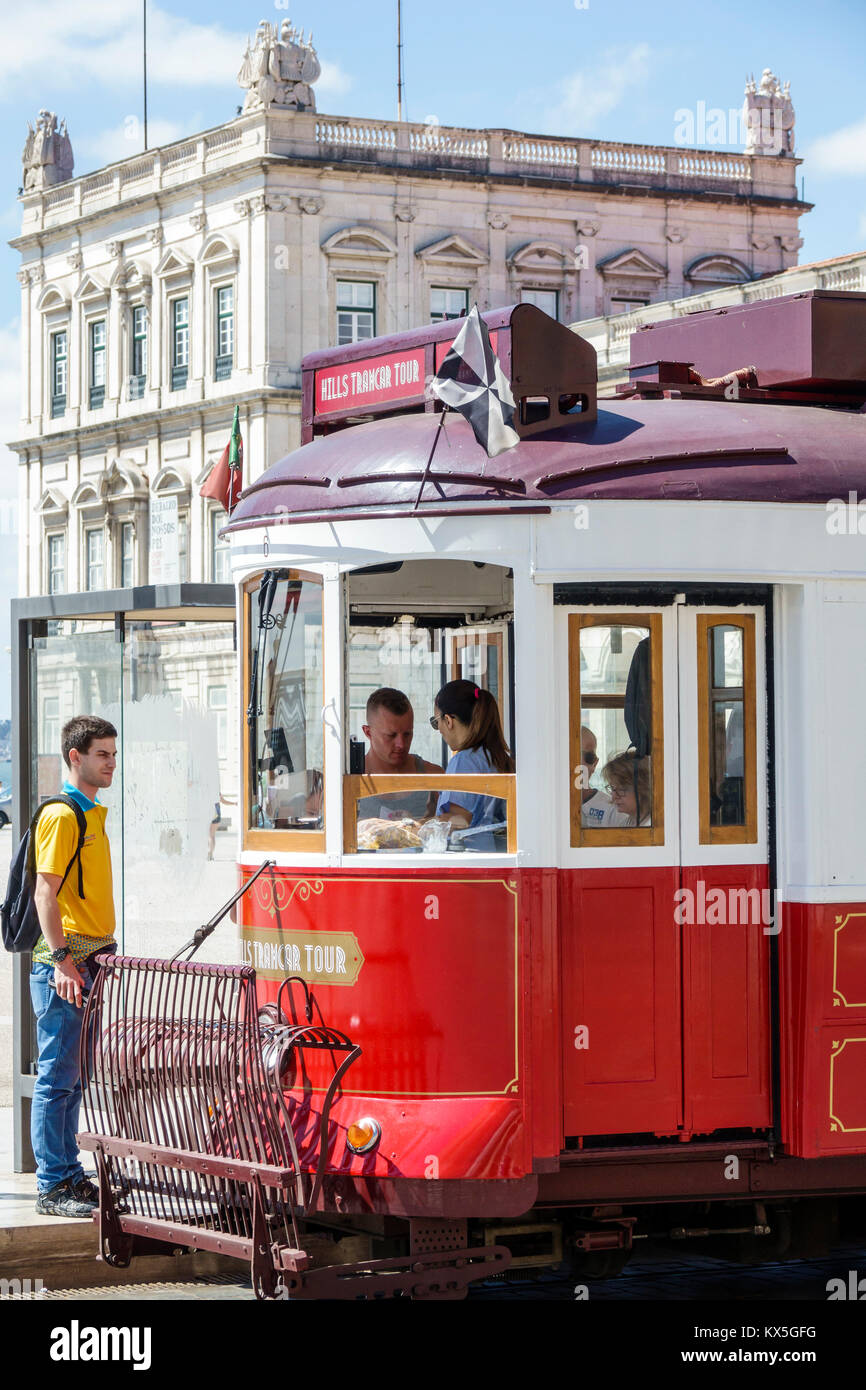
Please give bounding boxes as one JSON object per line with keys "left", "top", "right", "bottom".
{"left": 81, "top": 293, "right": 866, "bottom": 1298}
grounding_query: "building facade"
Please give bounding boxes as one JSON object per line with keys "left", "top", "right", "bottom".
{"left": 10, "top": 37, "right": 808, "bottom": 599}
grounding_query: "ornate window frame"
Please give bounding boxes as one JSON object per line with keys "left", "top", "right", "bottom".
{"left": 322, "top": 226, "right": 397, "bottom": 343}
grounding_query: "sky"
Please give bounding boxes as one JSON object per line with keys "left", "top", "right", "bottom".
{"left": 0, "top": 0, "right": 865, "bottom": 718}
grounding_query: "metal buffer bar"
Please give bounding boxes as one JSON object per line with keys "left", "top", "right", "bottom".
{"left": 79, "top": 954, "right": 361, "bottom": 1298}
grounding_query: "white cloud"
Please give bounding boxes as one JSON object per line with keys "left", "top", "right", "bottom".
{"left": 0, "top": 2, "right": 344, "bottom": 96}
{"left": 0, "top": 1, "right": 241, "bottom": 90}
{"left": 543, "top": 44, "right": 652, "bottom": 134}
{"left": 317, "top": 61, "right": 352, "bottom": 102}
{"left": 78, "top": 116, "right": 203, "bottom": 167}
{"left": 806, "top": 118, "right": 866, "bottom": 176}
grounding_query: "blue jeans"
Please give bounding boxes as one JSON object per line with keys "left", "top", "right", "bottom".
{"left": 29, "top": 958, "right": 100, "bottom": 1193}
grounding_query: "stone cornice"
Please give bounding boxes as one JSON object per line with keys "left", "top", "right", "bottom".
{"left": 8, "top": 385, "right": 302, "bottom": 457}
{"left": 10, "top": 154, "right": 811, "bottom": 255}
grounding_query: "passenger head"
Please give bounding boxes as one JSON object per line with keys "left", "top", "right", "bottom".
{"left": 603, "top": 752, "right": 652, "bottom": 822}
{"left": 432, "top": 680, "right": 514, "bottom": 773}
{"left": 363, "top": 687, "right": 415, "bottom": 768}
{"left": 61, "top": 714, "right": 118, "bottom": 786}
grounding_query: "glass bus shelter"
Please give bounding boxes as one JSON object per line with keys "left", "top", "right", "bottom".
{"left": 10, "top": 584, "right": 237, "bottom": 1171}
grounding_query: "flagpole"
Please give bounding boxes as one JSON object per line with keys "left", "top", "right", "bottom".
{"left": 397, "top": 0, "right": 404, "bottom": 122}
{"left": 143, "top": 0, "right": 149, "bottom": 150}
{"left": 413, "top": 407, "right": 447, "bottom": 511}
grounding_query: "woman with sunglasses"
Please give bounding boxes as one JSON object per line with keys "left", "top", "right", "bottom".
{"left": 430, "top": 680, "right": 513, "bottom": 850}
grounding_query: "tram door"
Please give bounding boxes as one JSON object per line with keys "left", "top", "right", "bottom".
{"left": 559, "top": 602, "right": 771, "bottom": 1141}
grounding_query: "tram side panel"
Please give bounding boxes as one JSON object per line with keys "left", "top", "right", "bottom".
{"left": 238, "top": 865, "right": 546, "bottom": 1190}
{"left": 775, "top": 581, "right": 866, "bottom": 1159}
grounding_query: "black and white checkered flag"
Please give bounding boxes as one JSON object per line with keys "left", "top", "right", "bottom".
{"left": 430, "top": 305, "right": 520, "bottom": 457}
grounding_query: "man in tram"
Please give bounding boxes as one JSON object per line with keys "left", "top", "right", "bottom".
{"left": 580, "top": 725, "right": 630, "bottom": 827}
{"left": 359, "top": 687, "right": 442, "bottom": 820}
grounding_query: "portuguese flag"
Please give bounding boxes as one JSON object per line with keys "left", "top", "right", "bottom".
{"left": 200, "top": 405, "right": 243, "bottom": 514}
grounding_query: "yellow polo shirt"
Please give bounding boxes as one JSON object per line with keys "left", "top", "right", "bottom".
{"left": 32, "top": 794, "right": 116, "bottom": 962}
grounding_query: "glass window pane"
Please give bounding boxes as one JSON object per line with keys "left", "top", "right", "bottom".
{"left": 173, "top": 299, "right": 189, "bottom": 367}
{"left": 249, "top": 574, "right": 323, "bottom": 831}
{"left": 211, "top": 511, "right": 230, "bottom": 584}
{"left": 121, "top": 522, "right": 134, "bottom": 588}
{"left": 709, "top": 699, "right": 745, "bottom": 825}
{"left": 177, "top": 514, "right": 189, "bottom": 582}
{"left": 337, "top": 280, "right": 374, "bottom": 309}
{"left": 430, "top": 288, "right": 468, "bottom": 321}
{"left": 578, "top": 624, "right": 654, "bottom": 828}
{"left": 47, "top": 533, "right": 65, "bottom": 595}
{"left": 712, "top": 624, "right": 744, "bottom": 688}
{"left": 356, "top": 781, "right": 508, "bottom": 854}
{"left": 86, "top": 529, "right": 104, "bottom": 590}
{"left": 521, "top": 289, "right": 558, "bottom": 318}
{"left": 132, "top": 305, "right": 147, "bottom": 377}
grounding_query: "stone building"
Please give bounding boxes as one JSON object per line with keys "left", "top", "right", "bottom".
{"left": 9, "top": 31, "right": 807, "bottom": 600}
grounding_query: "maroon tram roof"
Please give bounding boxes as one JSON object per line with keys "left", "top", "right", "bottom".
{"left": 226, "top": 394, "right": 866, "bottom": 532}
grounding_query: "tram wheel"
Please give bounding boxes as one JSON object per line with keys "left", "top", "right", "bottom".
{"left": 567, "top": 1247, "right": 632, "bottom": 1281}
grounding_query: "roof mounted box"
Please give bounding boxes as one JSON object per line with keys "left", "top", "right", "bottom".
{"left": 302, "top": 302, "right": 597, "bottom": 442}
{"left": 630, "top": 290, "right": 866, "bottom": 392}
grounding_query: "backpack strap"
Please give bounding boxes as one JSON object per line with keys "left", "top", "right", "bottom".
{"left": 27, "top": 794, "right": 88, "bottom": 901}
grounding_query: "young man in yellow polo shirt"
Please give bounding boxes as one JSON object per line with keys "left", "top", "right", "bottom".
{"left": 30, "top": 714, "right": 117, "bottom": 1217}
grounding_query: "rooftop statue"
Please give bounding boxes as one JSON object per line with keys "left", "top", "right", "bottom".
{"left": 742, "top": 69, "right": 794, "bottom": 156}
{"left": 238, "top": 19, "right": 321, "bottom": 113}
{"left": 22, "top": 110, "right": 74, "bottom": 190}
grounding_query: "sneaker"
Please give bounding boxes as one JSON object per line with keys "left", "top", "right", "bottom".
{"left": 69, "top": 1175, "right": 100, "bottom": 1205}
{"left": 35, "top": 1179, "right": 97, "bottom": 1218}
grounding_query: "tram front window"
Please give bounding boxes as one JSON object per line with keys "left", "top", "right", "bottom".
{"left": 344, "top": 559, "right": 516, "bottom": 853}
{"left": 247, "top": 570, "right": 323, "bottom": 832}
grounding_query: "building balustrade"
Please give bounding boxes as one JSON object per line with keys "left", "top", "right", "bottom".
{"left": 21, "top": 108, "right": 802, "bottom": 234}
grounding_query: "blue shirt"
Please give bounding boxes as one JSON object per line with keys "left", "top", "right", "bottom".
{"left": 437, "top": 747, "right": 506, "bottom": 848}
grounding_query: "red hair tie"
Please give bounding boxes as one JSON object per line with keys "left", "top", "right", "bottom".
{"left": 474, "top": 687, "right": 480, "bottom": 698}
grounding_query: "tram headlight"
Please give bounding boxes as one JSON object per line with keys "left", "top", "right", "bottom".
{"left": 346, "top": 1117, "right": 381, "bottom": 1154}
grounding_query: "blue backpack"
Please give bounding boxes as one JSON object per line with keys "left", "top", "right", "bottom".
{"left": 1, "top": 795, "right": 87, "bottom": 953}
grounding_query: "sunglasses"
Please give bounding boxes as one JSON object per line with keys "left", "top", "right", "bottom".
{"left": 429, "top": 715, "right": 440, "bottom": 730}
{"left": 582, "top": 749, "right": 598, "bottom": 765}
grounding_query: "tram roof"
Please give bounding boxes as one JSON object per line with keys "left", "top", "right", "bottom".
{"left": 226, "top": 394, "right": 866, "bottom": 532}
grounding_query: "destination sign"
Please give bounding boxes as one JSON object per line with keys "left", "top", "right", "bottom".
{"left": 315, "top": 348, "right": 426, "bottom": 416}
{"left": 241, "top": 925, "right": 364, "bottom": 986}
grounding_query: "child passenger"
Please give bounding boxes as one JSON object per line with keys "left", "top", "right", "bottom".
{"left": 602, "top": 752, "right": 653, "bottom": 827}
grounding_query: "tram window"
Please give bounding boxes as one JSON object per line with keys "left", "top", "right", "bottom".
{"left": 697, "top": 615, "right": 757, "bottom": 844}
{"left": 568, "top": 613, "right": 664, "bottom": 846}
{"left": 245, "top": 571, "right": 324, "bottom": 838}
{"left": 344, "top": 559, "right": 516, "bottom": 853}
